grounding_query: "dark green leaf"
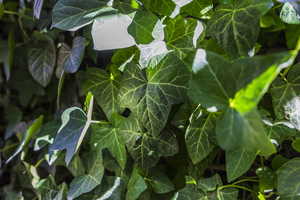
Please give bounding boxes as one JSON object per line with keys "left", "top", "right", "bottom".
{"left": 181, "top": 0, "right": 213, "bottom": 18}
{"left": 79, "top": 67, "right": 120, "bottom": 120}
{"left": 120, "top": 53, "right": 189, "bottom": 135}
{"left": 226, "top": 148, "right": 257, "bottom": 182}
{"left": 28, "top": 34, "right": 56, "bottom": 87}
{"left": 128, "top": 10, "right": 159, "bottom": 44}
{"left": 207, "top": 0, "right": 273, "bottom": 57}
{"left": 197, "top": 174, "right": 223, "bottom": 192}
{"left": 147, "top": 169, "right": 175, "bottom": 194}
{"left": 126, "top": 168, "right": 147, "bottom": 200}
{"left": 185, "top": 105, "right": 216, "bottom": 164}
{"left": 140, "top": 0, "right": 176, "bottom": 16}
{"left": 64, "top": 36, "right": 86, "bottom": 73}
{"left": 277, "top": 158, "right": 300, "bottom": 199}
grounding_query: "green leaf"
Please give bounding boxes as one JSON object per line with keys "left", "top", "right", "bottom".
{"left": 28, "top": 34, "right": 56, "bottom": 87}
{"left": 63, "top": 36, "right": 86, "bottom": 73}
{"left": 172, "top": 177, "right": 204, "bottom": 200}
{"left": 216, "top": 108, "right": 275, "bottom": 156}
{"left": 50, "top": 96, "right": 94, "bottom": 165}
{"left": 207, "top": 0, "right": 273, "bottom": 57}
{"left": 34, "top": 120, "right": 60, "bottom": 151}
{"left": 91, "top": 118, "right": 127, "bottom": 169}
{"left": 188, "top": 50, "right": 292, "bottom": 110}
{"left": 6, "top": 115, "right": 44, "bottom": 164}
{"left": 292, "top": 138, "right": 300, "bottom": 152}
{"left": 271, "top": 64, "right": 300, "bottom": 130}
{"left": 197, "top": 174, "right": 223, "bottom": 192}
{"left": 52, "top": 0, "right": 111, "bottom": 31}
{"left": 181, "top": 0, "right": 213, "bottom": 18}
{"left": 78, "top": 67, "right": 121, "bottom": 120}
{"left": 226, "top": 148, "right": 257, "bottom": 182}
{"left": 256, "top": 167, "right": 275, "bottom": 192}
{"left": 280, "top": 2, "right": 300, "bottom": 24}
{"left": 185, "top": 105, "right": 216, "bottom": 164}
{"left": 126, "top": 168, "right": 147, "bottom": 200}
{"left": 140, "top": 0, "right": 176, "bottom": 16}
{"left": 120, "top": 53, "right": 189, "bottom": 135}
{"left": 277, "top": 158, "right": 300, "bottom": 199}
{"left": 216, "top": 188, "right": 239, "bottom": 200}
{"left": 95, "top": 177, "right": 124, "bottom": 199}
{"left": 164, "top": 16, "right": 203, "bottom": 59}
{"left": 147, "top": 169, "right": 175, "bottom": 194}
{"left": 128, "top": 10, "right": 159, "bottom": 44}
{"left": 68, "top": 150, "right": 104, "bottom": 199}
{"left": 0, "top": 3, "right": 4, "bottom": 19}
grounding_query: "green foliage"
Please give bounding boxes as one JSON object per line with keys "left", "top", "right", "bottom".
{"left": 2, "top": 0, "right": 300, "bottom": 199}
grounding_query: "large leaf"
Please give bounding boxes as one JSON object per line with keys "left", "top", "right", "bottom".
{"left": 185, "top": 105, "right": 216, "bottom": 164}
{"left": 226, "top": 148, "right": 257, "bottom": 182}
{"left": 79, "top": 67, "right": 121, "bottom": 120}
{"left": 216, "top": 108, "right": 275, "bottom": 156}
{"left": 52, "top": 0, "right": 111, "bottom": 31}
{"left": 128, "top": 10, "right": 159, "bottom": 44}
{"left": 277, "top": 158, "right": 300, "bottom": 199}
{"left": 207, "top": 0, "right": 273, "bottom": 57}
{"left": 28, "top": 34, "right": 56, "bottom": 87}
{"left": 68, "top": 150, "right": 104, "bottom": 199}
{"left": 188, "top": 50, "right": 292, "bottom": 110}
{"left": 120, "top": 53, "right": 189, "bottom": 135}
{"left": 50, "top": 96, "right": 94, "bottom": 164}
{"left": 271, "top": 64, "right": 300, "bottom": 130}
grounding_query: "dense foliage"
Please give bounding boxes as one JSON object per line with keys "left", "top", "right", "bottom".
{"left": 1, "top": 0, "right": 300, "bottom": 199}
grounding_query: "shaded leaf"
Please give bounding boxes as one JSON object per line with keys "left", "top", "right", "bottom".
{"left": 181, "top": 0, "right": 213, "bottom": 18}
{"left": 126, "top": 168, "right": 147, "bottom": 200}
{"left": 33, "top": 0, "right": 44, "bottom": 19}
{"left": 64, "top": 36, "right": 86, "bottom": 73}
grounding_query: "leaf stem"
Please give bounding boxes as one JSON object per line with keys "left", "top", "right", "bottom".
{"left": 3, "top": 10, "right": 33, "bottom": 21}
{"left": 218, "top": 184, "right": 255, "bottom": 193}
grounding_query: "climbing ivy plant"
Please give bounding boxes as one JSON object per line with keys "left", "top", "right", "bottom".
{"left": 1, "top": 0, "right": 300, "bottom": 199}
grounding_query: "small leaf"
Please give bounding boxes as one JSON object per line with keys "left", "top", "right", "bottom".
{"left": 280, "top": 2, "right": 300, "bottom": 24}
{"left": 140, "top": 0, "right": 176, "bottom": 16}
{"left": 64, "top": 36, "right": 86, "bottom": 73}
{"left": 6, "top": 115, "right": 44, "bottom": 164}
{"left": 50, "top": 96, "right": 94, "bottom": 164}
{"left": 33, "top": 0, "right": 44, "bottom": 19}
{"left": 197, "top": 174, "right": 223, "bottom": 192}
{"left": 28, "top": 34, "right": 56, "bottom": 87}
{"left": 277, "top": 158, "right": 300, "bottom": 199}
{"left": 181, "top": 0, "right": 213, "bottom": 18}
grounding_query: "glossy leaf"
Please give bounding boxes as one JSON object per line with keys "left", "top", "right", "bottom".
{"left": 52, "top": 0, "right": 110, "bottom": 31}
{"left": 207, "top": 0, "right": 273, "bottom": 57}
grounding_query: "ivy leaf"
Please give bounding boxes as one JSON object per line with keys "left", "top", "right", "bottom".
{"left": 120, "top": 53, "right": 189, "bottom": 135}
{"left": 280, "top": 2, "right": 300, "bottom": 24}
{"left": 197, "top": 174, "right": 223, "bottom": 192}
{"left": 91, "top": 114, "right": 129, "bottom": 169}
{"left": 50, "top": 96, "right": 94, "bottom": 165}
{"left": 164, "top": 16, "right": 203, "bottom": 59}
{"left": 126, "top": 168, "right": 147, "bottom": 200}
{"left": 277, "top": 158, "right": 300, "bottom": 199}
{"left": 147, "top": 169, "right": 175, "bottom": 194}
{"left": 181, "top": 0, "right": 213, "bottom": 18}
{"left": 68, "top": 150, "right": 104, "bottom": 199}
{"left": 6, "top": 115, "right": 44, "bottom": 164}
{"left": 185, "top": 105, "right": 216, "bottom": 164}
{"left": 95, "top": 177, "right": 124, "bottom": 199}
{"left": 271, "top": 64, "right": 300, "bottom": 130}
{"left": 216, "top": 108, "right": 275, "bottom": 156}
{"left": 34, "top": 120, "right": 60, "bottom": 151}
{"left": 207, "top": 0, "right": 273, "bottom": 57}
{"left": 78, "top": 67, "right": 120, "bottom": 120}
{"left": 172, "top": 178, "right": 204, "bottom": 200}
{"left": 64, "top": 36, "right": 86, "bottom": 73}
{"left": 28, "top": 34, "right": 56, "bottom": 87}
{"left": 128, "top": 10, "right": 159, "bottom": 44}
{"left": 140, "top": 0, "right": 176, "bottom": 16}
{"left": 52, "top": 0, "right": 111, "bottom": 31}
{"left": 226, "top": 148, "right": 257, "bottom": 182}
